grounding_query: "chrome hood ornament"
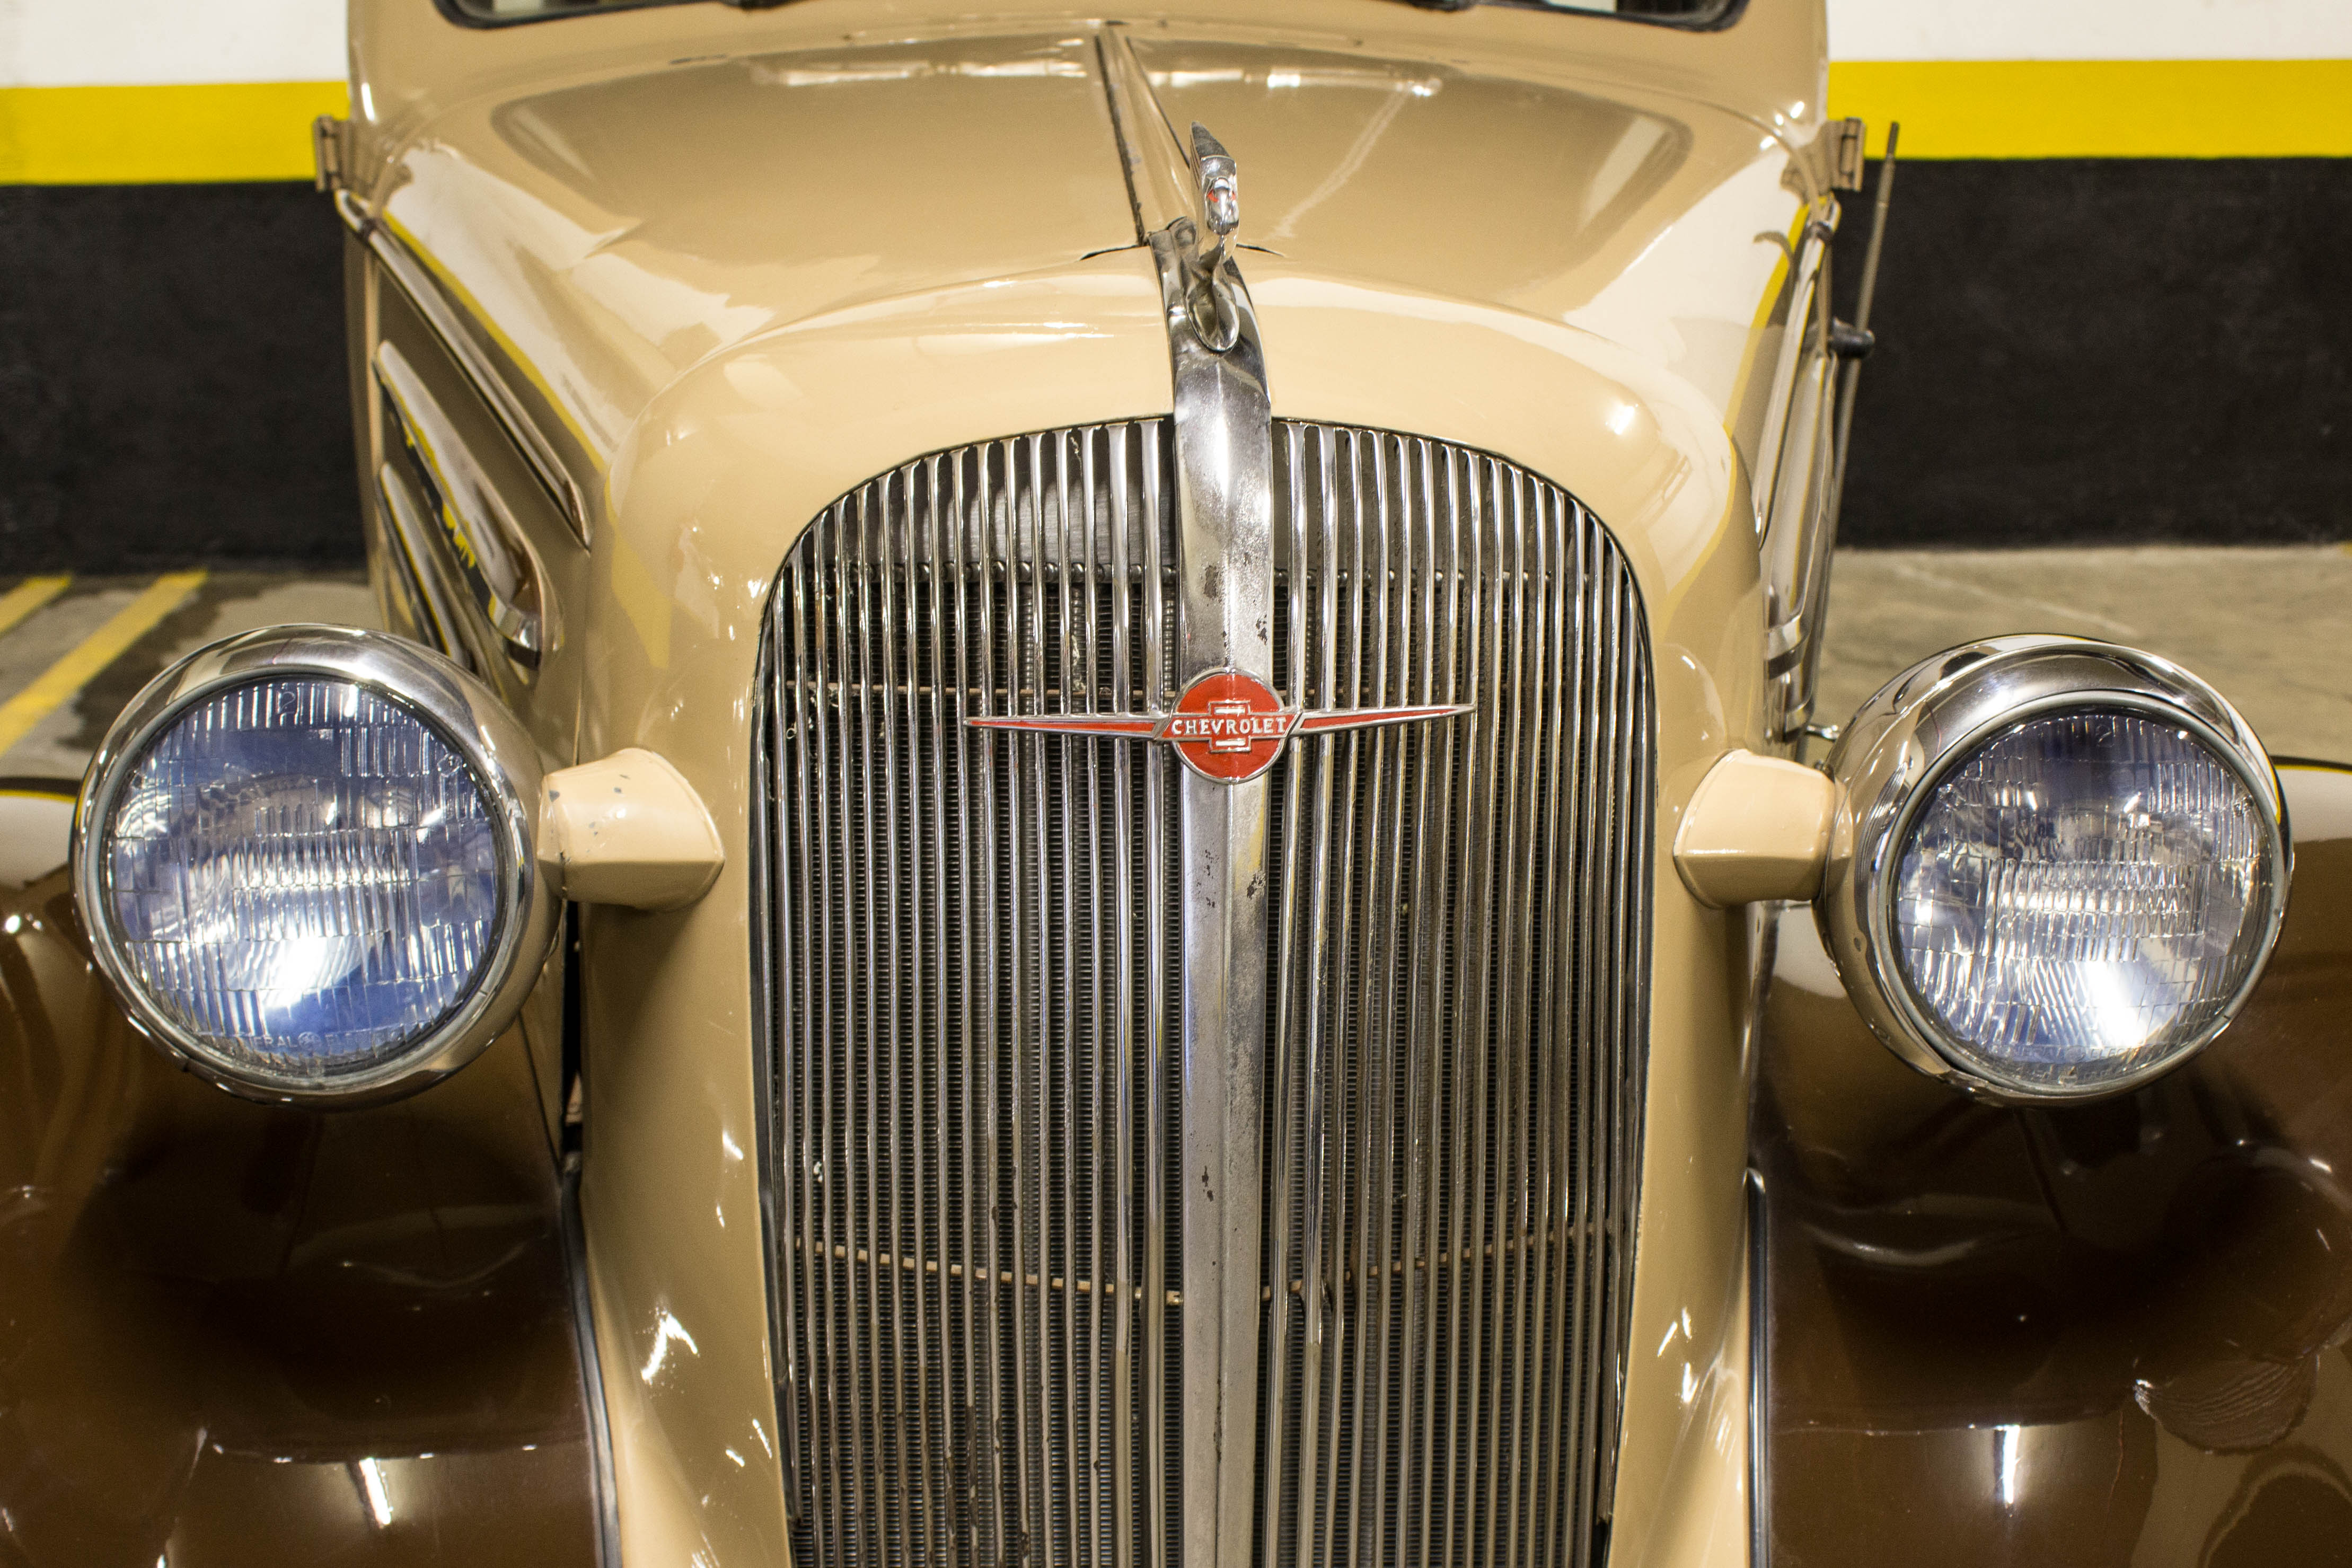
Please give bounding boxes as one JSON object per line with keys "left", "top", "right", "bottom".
{"left": 1182, "top": 122, "right": 1245, "bottom": 351}
{"left": 969, "top": 670, "right": 1470, "bottom": 784}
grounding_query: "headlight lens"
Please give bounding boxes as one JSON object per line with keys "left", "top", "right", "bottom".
{"left": 77, "top": 627, "right": 554, "bottom": 1105}
{"left": 105, "top": 676, "right": 502, "bottom": 1087}
{"left": 1890, "top": 709, "right": 2278, "bottom": 1095}
{"left": 1818, "top": 637, "right": 2291, "bottom": 1102}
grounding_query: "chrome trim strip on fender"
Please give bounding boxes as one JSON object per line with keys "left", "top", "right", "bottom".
{"left": 374, "top": 340, "right": 555, "bottom": 672}
{"left": 337, "top": 189, "right": 592, "bottom": 548}
{"left": 374, "top": 457, "right": 471, "bottom": 665}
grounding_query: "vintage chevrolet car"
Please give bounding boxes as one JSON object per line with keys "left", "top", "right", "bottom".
{"left": 5, "top": 0, "right": 2348, "bottom": 1564}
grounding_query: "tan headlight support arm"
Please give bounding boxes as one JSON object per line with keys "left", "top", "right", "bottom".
{"left": 1672, "top": 749, "right": 1836, "bottom": 907}
{"left": 538, "top": 748, "right": 724, "bottom": 911}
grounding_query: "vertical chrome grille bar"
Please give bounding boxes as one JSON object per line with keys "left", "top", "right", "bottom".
{"left": 1337, "top": 426, "right": 1372, "bottom": 1568}
{"left": 852, "top": 483, "right": 889, "bottom": 1565}
{"left": 1139, "top": 419, "right": 1174, "bottom": 1568}
{"left": 1407, "top": 435, "right": 1457, "bottom": 1568}
{"left": 1301, "top": 420, "right": 1344, "bottom": 1568}
{"left": 948, "top": 453, "right": 983, "bottom": 1566}
{"left": 1109, "top": 427, "right": 1140, "bottom": 1568}
{"left": 1360, "top": 431, "right": 1408, "bottom": 1568}
{"left": 1502, "top": 480, "right": 1554, "bottom": 1568}
{"left": 876, "top": 470, "right": 920, "bottom": 1565}
{"left": 1013, "top": 433, "right": 1044, "bottom": 1568}
{"left": 787, "top": 530, "right": 825, "bottom": 1560}
{"left": 1078, "top": 431, "right": 1107, "bottom": 1568}
{"left": 1261, "top": 418, "right": 1305, "bottom": 1568}
{"left": 1483, "top": 466, "right": 1534, "bottom": 1568}
{"left": 1068, "top": 430, "right": 1091, "bottom": 1568}
{"left": 924, "top": 454, "right": 954, "bottom": 1566}
{"left": 817, "top": 498, "right": 859, "bottom": 1564}
{"left": 763, "top": 420, "right": 1651, "bottom": 1568}
{"left": 1439, "top": 444, "right": 1484, "bottom": 1568}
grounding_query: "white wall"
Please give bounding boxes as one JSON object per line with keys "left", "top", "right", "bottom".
{"left": 1826, "top": 0, "right": 2352, "bottom": 61}
{"left": 0, "top": 0, "right": 343, "bottom": 87}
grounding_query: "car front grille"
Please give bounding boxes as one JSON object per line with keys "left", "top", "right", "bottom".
{"left": 757, "top": 420, "right": 1653, "bottom": 1568}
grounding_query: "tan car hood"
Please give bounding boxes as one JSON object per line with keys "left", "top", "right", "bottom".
{"left": 371, "top": 14, "right": 1821, "bottom": 466}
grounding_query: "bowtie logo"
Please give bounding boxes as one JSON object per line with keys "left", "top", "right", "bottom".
{"left": 968, "top": 668, "right": 1470, "bottom": 785}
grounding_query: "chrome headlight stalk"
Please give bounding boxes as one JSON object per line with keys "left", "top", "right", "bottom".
{"left": 73, "top": 626, "right": 558, "bottom": 1107}
{"left": 1817, "top": 635, "right": 2291, "bottom": 1103}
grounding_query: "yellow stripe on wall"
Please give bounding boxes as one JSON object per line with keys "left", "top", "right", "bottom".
{"left": 1830, "top": 59, "right": 2352, "bottom": 159}
{"left": 0, "top": 62, "right": 2345, "bottom": 181}
{"left": 0, "top": 82, "right": 348, "bottom": 184}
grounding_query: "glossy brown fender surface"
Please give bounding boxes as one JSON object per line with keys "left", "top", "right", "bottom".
{"left": 1758, "top": 762, "right": 2352, "bottom": 1566}
{"left": 0, "top": 840, "right": 600, "bottom": 1565}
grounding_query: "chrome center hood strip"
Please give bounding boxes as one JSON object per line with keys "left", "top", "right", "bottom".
{"left": 1108, "top": 28, "right": 1276, "bottom": 1568}
{"left": 1155, "top": 228, "right": 1274, "bottom": 1568}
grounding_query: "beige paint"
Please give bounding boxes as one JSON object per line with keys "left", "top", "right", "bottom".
{"left": 339, "top": 1, "right": 1836, "bottom": 1564}
{"left": 540, "top": 747, "right": 725, "bottom": 910}
{"left": 1675, "top": 750, "right": 1835, "bottom": 907}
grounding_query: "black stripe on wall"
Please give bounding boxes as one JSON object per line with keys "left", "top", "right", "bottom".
{"left": 1, "top": 160, "right": 2346, "bottom": 572}
{"left": 0, "top": 183, "right": 360, "bottom": 572}
{"left": 1830, "top": 157, "right": 2352, "bottom": 548}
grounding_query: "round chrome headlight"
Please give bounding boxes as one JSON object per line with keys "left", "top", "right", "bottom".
{"left": 1819, "top": 637, "right": 2291, "bottom": 1102}
{"left": 73, "top": 627, "right": 557, "bottom": 1106}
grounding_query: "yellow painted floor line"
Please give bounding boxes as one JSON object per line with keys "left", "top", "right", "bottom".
{"left": 0, "top": 572, "right": 206, "bottom": 760}
{"left": 0, "top": 577, "right": 71, "bottom": 642}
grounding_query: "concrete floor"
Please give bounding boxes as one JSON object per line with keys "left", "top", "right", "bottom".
{"left": 0, "top": 548, "right": 2345, "bottom": 781}
{"left": 0, "top": 572, "right": 375, "bottom": 780}
{"left": 1813, "top": 546, "right": 2352, "bottom": 763}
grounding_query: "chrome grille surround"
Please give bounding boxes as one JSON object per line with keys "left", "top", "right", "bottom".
{"left": 756, "top": 420, "right": 1654, "bottom": 1568}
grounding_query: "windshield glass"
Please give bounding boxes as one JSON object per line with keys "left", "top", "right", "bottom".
{"left": 446, "top": 0, "right": 1739, "bottom": 24}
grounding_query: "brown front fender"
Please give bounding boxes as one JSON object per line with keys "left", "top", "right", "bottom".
{"left": 1758, "top": 761, "right": 2352, "bottom": 1565}
{"left": 0, "top": 792, "right": 603, "bottom": 1567}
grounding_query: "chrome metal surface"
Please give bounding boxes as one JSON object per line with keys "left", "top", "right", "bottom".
{"left": 311, "top": 113, "right": 346, "bottom": 193}
{"left": 1151, "top": 186, "right": 1274, "bottom": 1568}
{"left": 1191, "top": 125, "right": 1238, "bottom": 243}
{"left": 71, "top": 624, "right": 558, "bottom": 1107}
{"left": 338, "top": 190, "right": 592, "bottom": 548}
{"left": 1180, "top": 125, "right": 1244, "bottom": 353}
{"left": 1816, "top": 634, "right": 2293, "bottom": 1101}
{"left": 1759, "top": 198, "right": 1837, "bottom": 739}
{"left": 964, "top": 672, "right": 1469, "bottom": 778}
{"left": 1256, "top": 429, "right": 1653, "bottom": 1568}
{"left": 374, "top": 457, "right": 472, "bottom": 668}
{"left": 759, "top": 425, "right": 1653, "bottom": 1568}
{"left": 767, "top": 428, "right": 1188, "bottom": 1568}
{"left": 1095, "top": 26, "right": 1208, "bottom": 250}
{"left": 375, "top": 340, "right": 553, "bottom": 672}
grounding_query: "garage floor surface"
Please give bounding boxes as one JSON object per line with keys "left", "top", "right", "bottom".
{"left": 1, "top": 547, "right": 2346, "bottom": 782}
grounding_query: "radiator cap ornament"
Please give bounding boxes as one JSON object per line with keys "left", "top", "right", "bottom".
{"left": 969, "top": 669, "right": 1469, "bottom": 785}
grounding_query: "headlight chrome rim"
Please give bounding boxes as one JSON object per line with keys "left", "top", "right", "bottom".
{"left": 73, "top": 626, "right": 557, "bottom": 1107}
{"left": 1818, "top": 636, "right": 2292, "bottom": 1103}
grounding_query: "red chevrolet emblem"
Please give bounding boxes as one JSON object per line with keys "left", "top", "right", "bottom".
{"left": 968, "top": 669, "right": 1470, "bottom": 785}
